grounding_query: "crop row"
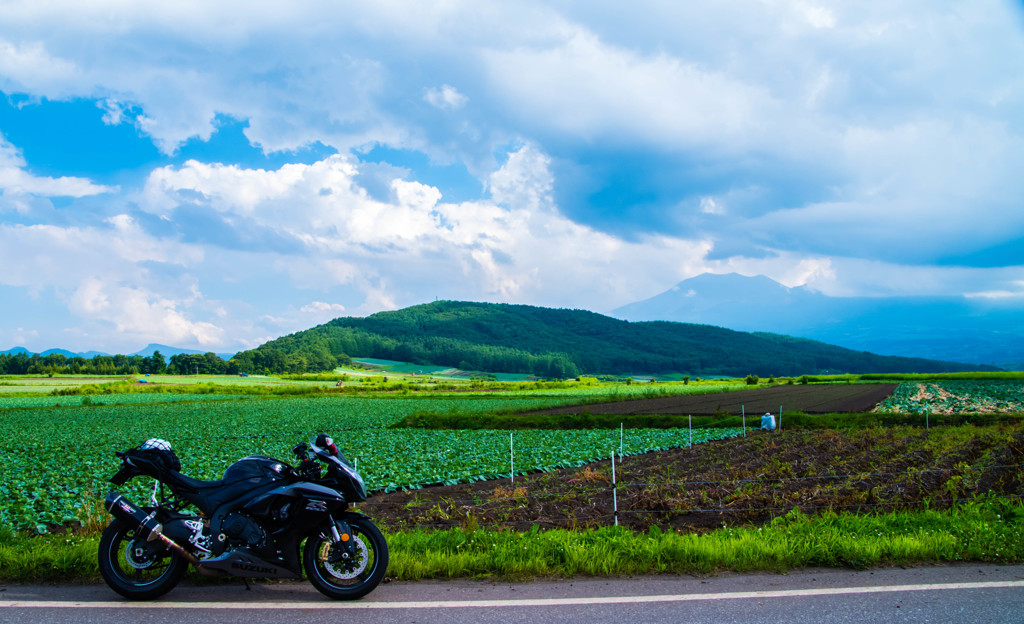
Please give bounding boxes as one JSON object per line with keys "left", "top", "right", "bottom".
{"left": 0, "top": 395, "right": 741, "bottom": 531}
{"left": 877, "top": 381, "right": 1024, "bottom": 414}
{"left": 0, "top": 393, "right": 249, "bottom": 410}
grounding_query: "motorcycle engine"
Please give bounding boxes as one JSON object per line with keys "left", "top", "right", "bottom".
{"left": 221, "top": 513, "right": 267, "bottom": 550}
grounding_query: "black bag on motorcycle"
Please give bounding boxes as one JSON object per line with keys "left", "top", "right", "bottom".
{"left": 125, "top": 438, "right": 181, "bottom": 475}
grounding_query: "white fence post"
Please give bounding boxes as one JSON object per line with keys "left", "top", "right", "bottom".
{"left": 510, "top": 432, "right": 514, "bottom": 484}
{"left": 611, "top": 451, "right": 618, "bottom": 527}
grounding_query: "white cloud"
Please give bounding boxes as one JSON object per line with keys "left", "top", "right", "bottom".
{"left": 0, "top": 133, "right": 116, "bottom": 202}
{"left": 699, "top": 197, "right": 723, "bottom": 215}
{"left": 138, "top": 146, "right": 713, "bottom": 311}
{"left": 481, "top": 29, "right": 777, "bottom": 149}
{"left": 487, "top": 143, "right": 553, "bottom": 211}
{"left": 68, "top": 277, "right": 224, "bottom": 346}
{"left": 0, "top": 219, "right": 220, "bottom": 350}
{"left": 0, "top": 221, "right": 201, "bottom": 289}
{"left": 0, "top": 38, "right": 81, "bottom": 95}
{"left": 965, "top": 289, "right": 1024, "bottom": 300}
{"left": 796, "top": 3, "right": 837, "bottom": 29}
{"left": 424, "top": 84, "right": 467, "bottom": 110}
{"left": 712, "top": 252, "right": 1024, "bottom": 299}
{"left": 300, "top": 301, "right": 346, "bottom": 314}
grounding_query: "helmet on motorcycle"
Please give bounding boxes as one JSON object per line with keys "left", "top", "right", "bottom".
{"left": 142, "top": 438, "right": 172, "bottom": 452}
{"left": 314, "top": 433, "right": 339, "bottom": 456}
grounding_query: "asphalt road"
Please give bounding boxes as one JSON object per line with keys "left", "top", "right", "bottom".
{"left": 2, "top": 564, "right": 1023, "bottom": 624}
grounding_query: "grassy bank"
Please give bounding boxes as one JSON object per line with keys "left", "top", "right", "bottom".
{"left": 3, "top": 500, "right": 1022, "bottom": 583}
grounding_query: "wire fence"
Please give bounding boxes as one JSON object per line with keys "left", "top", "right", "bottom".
{"left": 359, "top": 460, "right": 1024, "bottom": 531}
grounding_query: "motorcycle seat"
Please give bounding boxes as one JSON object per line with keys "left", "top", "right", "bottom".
{"left": 169, "top": 471, "right": 277, "bottom": 515}
{"left": 172, "top": 472, "right": 227, "bottom": 491}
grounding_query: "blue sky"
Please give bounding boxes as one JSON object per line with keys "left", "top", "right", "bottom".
{"left": 1, "top": 1, "right": 1023, "bottom": 354}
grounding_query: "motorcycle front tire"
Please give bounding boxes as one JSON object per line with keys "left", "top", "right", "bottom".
{"left": 98, "top": 519, "right": 187, "bottom": 600}
{"left": 304, "top": 516, "right": 389, "bottom": 600}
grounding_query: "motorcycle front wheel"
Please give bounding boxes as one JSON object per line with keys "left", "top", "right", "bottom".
{"left": 98, "top": 519, "right": 187, "bottom": 600}
{"left": 303, "top": 516, "right": 389, "bottom": 600}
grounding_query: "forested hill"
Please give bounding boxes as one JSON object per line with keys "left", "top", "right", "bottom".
{"left": 229, "top": 300, "right": 990, "bottom": 377}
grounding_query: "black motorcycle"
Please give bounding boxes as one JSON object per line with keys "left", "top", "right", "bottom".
{"left": 99, "top": 435, "right": 388, "bottom": 600}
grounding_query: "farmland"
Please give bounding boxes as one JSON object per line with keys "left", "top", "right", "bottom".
{"left": 877, "top": 380, "right": 1024, "bottom": 414}
{"left": 369, "top": 425, "right": 1024, "bottom": 534}
{"left": 524, "top": 383, "right": 900, "bottom": 416}
{"left": 0, "top": 393, "right": 742, "bottom": 532}
{"left": 0, "top": 376, "right": 1022, "bottom": 540}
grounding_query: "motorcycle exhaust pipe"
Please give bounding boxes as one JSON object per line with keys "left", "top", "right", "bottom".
{"left": 104, "top": 492, "right": 203, "bottom": 567}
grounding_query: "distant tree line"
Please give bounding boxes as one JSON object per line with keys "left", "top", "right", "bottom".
{"left": 231, "top": 328, "right": 580, "bottom": 378}
{"left": 0, "top": 351, "right": 240, "bottom": 376}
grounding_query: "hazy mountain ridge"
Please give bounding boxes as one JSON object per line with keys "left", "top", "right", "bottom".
{"left": 233, "top": 300, "right": 992, "bottom": 377}
{"left": 1, "top": 344, "right": 237, "bottom": 360}
{"left": 611, "top": 273, "right": 1023, "bottom": 370}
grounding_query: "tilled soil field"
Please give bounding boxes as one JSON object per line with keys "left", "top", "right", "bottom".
{"left": 526, "top": 383, "right": 899, "bottom": 416}
{"left": 363, "top": 424, "right": 1024, "bottom": 532}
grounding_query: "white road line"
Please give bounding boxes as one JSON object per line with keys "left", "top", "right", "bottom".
{"left": 2, "top": 580, "right": 1022, "bottom": 610}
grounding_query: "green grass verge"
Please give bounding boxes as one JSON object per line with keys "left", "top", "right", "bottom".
{"left": 3, "top": 499, "right": 1021, "bottom": 583}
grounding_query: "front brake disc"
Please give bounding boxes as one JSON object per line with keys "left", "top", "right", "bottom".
{"left": 321, "top": 535, "right": 368, "bottom": 579}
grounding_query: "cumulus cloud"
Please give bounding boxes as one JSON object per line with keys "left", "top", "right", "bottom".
{"left": 0, "top": 133, "right": 115, "bottom": 204}
{"left": 0, "top": 38, "right": 81, "bottom": 95}
{"left": 0, "top": 218, "right": 218, "bottom": 350}
{"left": 139, "top": 146, "right": 712, "bottom": 311}
{"left": 67, "top": 276, "right": 224, "bottom": 346}
{"left": 301, "top": 301, "right": 346, "bottom": 314}
{"left": 740, "top": 116, "right": 1024, "bottom": 263}
{"left": 424, "top": 84, "right": 467, "bottom": 110}
{"left": 482, "top": 29, "right": 777, "bottom": 149}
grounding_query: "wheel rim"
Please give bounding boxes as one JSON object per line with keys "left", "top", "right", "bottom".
{"left": 108, "top": 528, "right": 174, "bottom": 587}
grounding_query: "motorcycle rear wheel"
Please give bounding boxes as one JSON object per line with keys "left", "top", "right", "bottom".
{"left": 303, "top": 516, "right": 389, "bottom": 600}
{"left": 98, "top": 519, "right": 187, "bottom": 600}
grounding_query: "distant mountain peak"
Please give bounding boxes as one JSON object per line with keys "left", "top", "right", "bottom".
{"left": 611, "top": 272, "right": 1022, "bottom": 369}
{"left": 1, "top": 344, "right": 236, "bottom": 360}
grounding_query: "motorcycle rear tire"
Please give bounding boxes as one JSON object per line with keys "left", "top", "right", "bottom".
{"left": 98, "top": 519, "right": 187, "bottom": 600}
{"left": 304, "top": 516, "right": 389, "bottom": 600}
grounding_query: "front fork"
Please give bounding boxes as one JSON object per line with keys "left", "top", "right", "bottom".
{"left": 327, "top": 517, "right": 358, "bottom": 562}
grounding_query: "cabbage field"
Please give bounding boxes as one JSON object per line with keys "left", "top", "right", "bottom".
{"left": 876, "top": 381, "right": 1024, "bottom": 414}
{"left": 5, "top": 378, "right": 1021, "bottom": 533}
{"left": 0, "top": 394, "right": 741, "bottom": 532}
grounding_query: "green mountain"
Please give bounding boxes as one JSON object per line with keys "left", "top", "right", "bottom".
{"left": 229, "top": 300, "right": 995, "bottom": 377}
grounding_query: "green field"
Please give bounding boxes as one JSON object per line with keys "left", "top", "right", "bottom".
{"left": 0, "top": 392, "right": 743, "bottom": 532}
{"left": 1, "top": 374, "right": 1021, "bottom": 535}
{"left": 1, "top": 373, "right": 1024, "bottom": 583}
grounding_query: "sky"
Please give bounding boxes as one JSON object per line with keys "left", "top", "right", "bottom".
{"left": 1, "top": 1, "right": 1023, "bottom": 355}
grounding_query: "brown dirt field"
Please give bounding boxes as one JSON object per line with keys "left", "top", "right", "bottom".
{"left": 362, "top": 424, "right": 1024, "bottom": 533}
{"left": 525, "top": 383, "right": 899, "bottom": 417}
